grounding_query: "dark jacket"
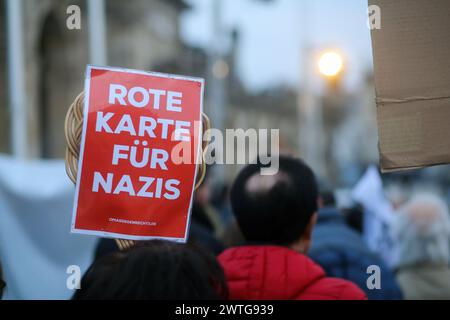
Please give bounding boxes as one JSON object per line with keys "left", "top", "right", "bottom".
{"left": 309, "top": 207, "right": 403, "bottom": 300}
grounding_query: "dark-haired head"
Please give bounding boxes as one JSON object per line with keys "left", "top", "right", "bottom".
{"left": 73, "top": 240, "right": 228, "bottom": 300}
{"left": 230, "top": 155, "right": 318, "bottom": 251}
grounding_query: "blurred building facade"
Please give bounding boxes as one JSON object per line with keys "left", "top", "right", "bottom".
{"left": 0, "top": 0, "right": 187, "bottom": 158}
{"left": 149, "top": 28, "right": 300, "bottom": 181}
{"left": 0, "top": 0, "right": 300, "bottom": 182}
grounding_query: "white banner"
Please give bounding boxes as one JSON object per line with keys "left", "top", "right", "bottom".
{"left": 0, "top": 155, "right": 98, "bottom": 299}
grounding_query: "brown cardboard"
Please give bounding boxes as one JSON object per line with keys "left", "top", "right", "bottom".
{"left": 369, "top": 0, "right": 450, "bottom": 172}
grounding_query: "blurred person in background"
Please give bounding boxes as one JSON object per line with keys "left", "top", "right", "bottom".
{"left": 190, "top": 168, "right": 226, "bottom": 255}
{"left": 211, "top": 183, "right": 234, "bottom": 228}
{"left": 191, "top": 169, "right": 226, "bottom": 237}
{"left": 74, "top": 240, "right": 228, "bottom": 300}
{"left": 343, "top": 206, "right": 364, "bottom": 234}
{"left": 309, "top": 190, "right": 403, "bottom": 300}
{"left": 218, "top": 156, "right": 366, "bottom": 300}
{"left": 392, "top": 193, "right": 450, "bottom": 300}
{"left": 221, "top": 219, "right": 246, "bottom": 248}
{"left": 188, "top": 222, "right": 224, "bottom": 256}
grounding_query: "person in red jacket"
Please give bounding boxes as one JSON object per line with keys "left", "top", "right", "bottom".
{"left": 218, "top": 156, "right": 367, "bottom": 300}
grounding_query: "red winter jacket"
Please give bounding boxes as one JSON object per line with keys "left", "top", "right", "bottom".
{"left": 218, "top": 245, "right": 367, "bottom": 300}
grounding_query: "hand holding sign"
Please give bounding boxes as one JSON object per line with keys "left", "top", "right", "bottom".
{"left": 68, "top": 66, "right": 204, "bottom": 242}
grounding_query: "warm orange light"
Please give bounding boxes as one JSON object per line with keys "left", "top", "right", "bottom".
{"left": 318, "top": 51, "right": 344, "bottom": 77}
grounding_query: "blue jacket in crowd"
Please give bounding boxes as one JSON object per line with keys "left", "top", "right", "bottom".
{"left": 309, "top": 207, "right": 403, "bottom": 300}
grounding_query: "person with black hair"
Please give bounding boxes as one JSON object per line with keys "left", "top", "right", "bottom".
{"left": 73, "top": 240, "right": 228, "bottom": 300}
{"left": 218, "top": 155, "right": 366, "bottom": 300}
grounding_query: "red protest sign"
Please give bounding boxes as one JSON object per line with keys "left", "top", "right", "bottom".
{"left": 71, "top": 65, "right": 204, "bottom": 242}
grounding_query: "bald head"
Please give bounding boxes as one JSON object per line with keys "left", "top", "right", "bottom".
{"left": 245, "top": 171, "right": 291, "bottom": 195}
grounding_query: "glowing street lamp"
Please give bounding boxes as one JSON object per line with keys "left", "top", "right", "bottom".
{"left": 318, "top": 51, "right": 344, "bottom": 78}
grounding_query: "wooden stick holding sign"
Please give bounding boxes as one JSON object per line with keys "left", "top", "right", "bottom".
{"left": 64, "top": 66, "right": 209, "bottom": 248}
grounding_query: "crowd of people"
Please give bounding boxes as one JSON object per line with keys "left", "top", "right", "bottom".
{"left": 2, "top": 155, "right": 450, "bottom": 300}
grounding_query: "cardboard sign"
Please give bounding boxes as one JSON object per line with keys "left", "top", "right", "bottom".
{"left": 71, "top": 65, "right": 204, "bottom": 241}
{"left": 370, "top": 0, "right": 450, "bottom": 172}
